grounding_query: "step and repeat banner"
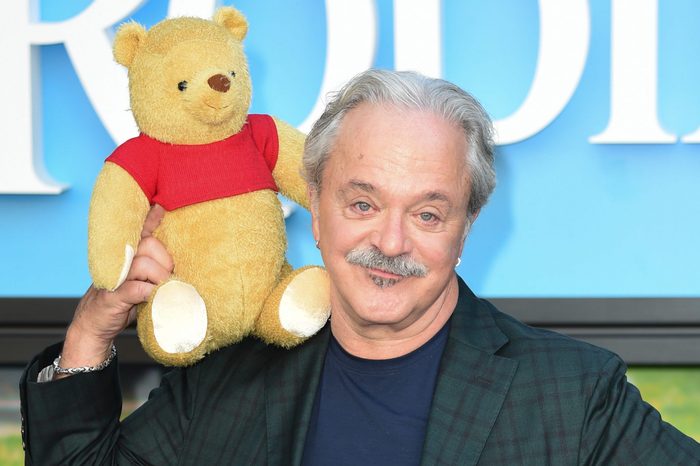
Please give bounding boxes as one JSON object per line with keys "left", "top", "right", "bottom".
{"left": 1, "top": 0, "right": 698, "bottom": 299}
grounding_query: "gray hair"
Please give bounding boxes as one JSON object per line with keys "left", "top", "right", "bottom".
{"left": 302, "top": 69, "right": 496, "bottom": 218}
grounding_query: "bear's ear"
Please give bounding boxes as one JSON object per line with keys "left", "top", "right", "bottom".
{"left": 113, "top": 21, "right": 147, "bottom": 68}
{"left": 214, "top": 7, "right": 248, "bottom": 41}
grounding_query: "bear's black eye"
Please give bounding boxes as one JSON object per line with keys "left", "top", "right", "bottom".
{"left": 229, "top": 71, "right": 236, "bottom": 78}
{"left": 178, "top": 81, "right": 188, "bottom": 91}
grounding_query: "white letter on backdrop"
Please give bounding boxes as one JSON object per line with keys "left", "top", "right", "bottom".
{"left": 590, "top": 0, "right": 675, "bottom": 143}
{"left": 298, "top": 0, "right": 377, "bottom": 133}
{"left": 394, "top": 0, "right": 442, "bottom": 77}
{"left": 31, "top": 0, "right": 145, "bottom": 145}
{"left": 167, "top": 0, "right": 217, "bottom": 19}
{"left": 0, "top": 2, "right": 65, "bottom": 194}
{"left": 0, "top": 0, "right": 144, "bottom": 194}
{"left": 493, "top": 0, "right": 590, "bottom": 145}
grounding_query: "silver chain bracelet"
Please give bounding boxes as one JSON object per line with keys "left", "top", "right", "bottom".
{"left": 52, "top": 343, "right": 117, "bottom": 375}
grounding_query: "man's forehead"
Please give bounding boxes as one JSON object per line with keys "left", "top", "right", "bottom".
{"left": 319, "top": 101, "right": 470, "bottom": 204}
{"left": 342, "top": 179, "right": 375, "bottom": 193}
{"left": 332, "top": 103, "right": 458, "bottom": 154}
{"left": 338, "top": 178, "right": 455, "bottom": 205}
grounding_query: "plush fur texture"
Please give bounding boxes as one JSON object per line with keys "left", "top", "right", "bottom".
{"left": 88, "top": 7, "right": 330, "bottom": 366}
{"left": 255, "top": 265, "right": 331, "bottom": 347}
{"left": 88, "top": 162, "right": 150, "bottom": 290}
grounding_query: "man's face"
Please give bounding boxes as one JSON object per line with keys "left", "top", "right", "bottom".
{"left": 310, "top": 102, "right": 473, "bottom": 334}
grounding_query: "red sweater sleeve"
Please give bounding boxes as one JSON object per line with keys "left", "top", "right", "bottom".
{"left": 248, "top": 114, "right": 279, "bottom": 173}
{"left": 105, "top": 135, "right": 159, "bottom": 202}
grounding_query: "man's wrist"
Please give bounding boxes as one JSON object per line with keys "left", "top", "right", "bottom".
{"left": 61, "top": 324, "right": 115, "bottom": 369}
{"left": 37, "top": 343, "right": 117, "bottom": 382}
{"left": 54, "top": 343, "right": 117, "bottom": 374}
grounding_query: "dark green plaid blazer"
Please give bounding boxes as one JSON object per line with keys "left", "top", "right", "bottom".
{"left": 20, "top": 278, "right": 700, "bottom": 465}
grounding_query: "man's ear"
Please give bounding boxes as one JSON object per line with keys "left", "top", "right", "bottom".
{"left": 468, "top": 208, "right": 480, "bottom": 226}
{"left": 308, "top": 185, "right": 321, "bottom": 243}
{"left": 459, "top": 208, "right": 480, "bottom": 254}
{"left": 113, "top": 22, "right": 147, "bottom": 68}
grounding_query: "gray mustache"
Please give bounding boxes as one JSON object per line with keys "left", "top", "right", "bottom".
{"left": 345, "top": 247, "right": 429, "bottom": 278}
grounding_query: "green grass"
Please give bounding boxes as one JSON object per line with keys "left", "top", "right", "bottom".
{"left": 0, "top": 435, "right": 23, "bottom": 466}
{"left": 628, "top": 367, "right": 700, "bottom": 441}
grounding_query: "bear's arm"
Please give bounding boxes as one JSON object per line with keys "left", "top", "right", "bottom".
{"left": 270, "top": 116, "right": 310, "bottom": 210}
{"left": 88, "top": 162, "right": 150, "bottom": 290}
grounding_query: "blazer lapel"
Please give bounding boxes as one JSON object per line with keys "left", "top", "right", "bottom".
{"left": 265, "top": 325, "right": 330, "bottom": 466}
{"left": 421, "top": 278, "right": 518, "bottom": 466}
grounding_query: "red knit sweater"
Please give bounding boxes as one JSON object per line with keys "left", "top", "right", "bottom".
{"left": 106, "top": 114, "right": 279, "bottom": 211}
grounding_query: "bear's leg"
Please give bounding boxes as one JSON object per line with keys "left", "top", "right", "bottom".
{"left": 137, "top": 278, "right": 209, "bottom": 366}
{"left": 253, "top": 264, "right": 331, "bottom": 347}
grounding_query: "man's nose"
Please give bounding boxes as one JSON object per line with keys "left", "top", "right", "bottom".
{"left": 371, "top": 211, "right": 411, "bottom": 257}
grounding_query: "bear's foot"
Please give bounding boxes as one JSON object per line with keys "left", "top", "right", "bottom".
{"left": 255, "top": 266, "right": 331, "bottom": 347}
{"left": 279, "top": 267, "right": 331, "bottom": 337}
{"left": 151, "top": 280, "right": 208, "bottom": 354}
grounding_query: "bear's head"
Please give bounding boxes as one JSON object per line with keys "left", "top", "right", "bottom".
{"left": 113, "top": 7, "right": 252, "bottom": 145}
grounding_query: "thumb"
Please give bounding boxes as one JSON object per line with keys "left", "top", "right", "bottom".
{"left": 141, "top": 204, "right": 165, "bottom": 238}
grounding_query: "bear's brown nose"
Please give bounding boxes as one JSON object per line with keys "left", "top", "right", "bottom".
{"left": 208, "top": 74, "right": 231, "bottom": 93}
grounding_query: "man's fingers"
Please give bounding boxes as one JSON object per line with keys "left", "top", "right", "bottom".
{"left": 127, "top": 306, "right": 138, "bottom": 326}
{"left": 112, "top": 280, "right": 155, "bottom": 308}
{"left": 136, "top": 236, "right": 174, "bottom": 273}
{"left": 126, "top": 255, "right": 172, "bottom": 285}
{"left": 141, "top": 204, "right": 165, "bottom": 238}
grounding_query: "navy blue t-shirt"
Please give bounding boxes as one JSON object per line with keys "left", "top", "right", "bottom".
{"left": 301, "top": 322, "right": 450, "bottom": 465}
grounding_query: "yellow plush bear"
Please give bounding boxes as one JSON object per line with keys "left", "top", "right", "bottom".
{"left": 88, "top": 7, "right": 330, "bottom": 366}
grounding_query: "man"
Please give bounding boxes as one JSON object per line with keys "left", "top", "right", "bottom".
{"left": 20, "top": 70, "right": 700, "bottom": 465}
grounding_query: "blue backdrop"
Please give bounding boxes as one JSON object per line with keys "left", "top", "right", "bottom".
{"left": 2, "top": 0, "right": 698, "bottom": 298}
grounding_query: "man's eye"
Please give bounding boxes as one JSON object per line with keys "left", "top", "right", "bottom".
{"left": 354, "top": 202, "right": 371, "bottom": 212}
{"left": 419, "top": 212, "right": 437, "bottom": 222}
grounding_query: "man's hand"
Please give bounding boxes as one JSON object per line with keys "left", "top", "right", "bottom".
{"left": 58, "top": 205, "right": 173, "bottom": 373}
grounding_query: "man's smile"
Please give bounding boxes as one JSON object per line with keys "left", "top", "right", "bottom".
{"left": 367, "top": 267, "right": 404, "bottom": 280}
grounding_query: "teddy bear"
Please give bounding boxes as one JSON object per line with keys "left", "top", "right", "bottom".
{"left": 87, "top": 7, "right": 331, "bottom": 366}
